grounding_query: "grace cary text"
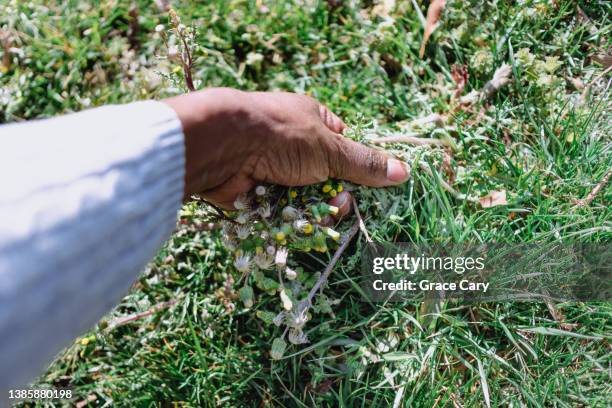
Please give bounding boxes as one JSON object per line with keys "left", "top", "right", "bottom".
{"left": 373, "top": 279, "right": 490, "bottom": 292}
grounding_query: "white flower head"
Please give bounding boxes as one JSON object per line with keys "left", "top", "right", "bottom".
{"left": 288, "top": 329, "right": 309, "bottom": 345}
{"left": 255, "top": 253, "right": 274, "bottom": 270}
{"left": 255, "top": 185, "right": 267, "bottom": 196}
{"left": 257, "top": 202, "right": 271, "bottom": 218}
{"left": 222, "top": 235, "right": 237, "bottom": 251}
{"left": 275, "top": 247, "right": 288, "bottom": 268}
{"left": 234, "top": 254, "right": 251, "bottom": 273}
{"left": 235, "top": 225, "right": 251, "bottom": 240}
{"left": 282, "top": 206, "right": 300, "bottom": 221}
{"left": 235, "top": 212, "right": 250, "bottom": 224}
{"left": 155, "top": 24, "right": 165, "bottom": 33}
{"left": 233, "top": 193, "right": 250, "bottom": 211}
{"left": 293, "top": 219, "right": 313, "bottom": 234}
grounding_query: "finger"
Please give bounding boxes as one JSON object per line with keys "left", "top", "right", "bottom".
{"left": 319, "top": 104, "right": 346, "bottom": 134}
{"left": 200, "top": 174, "right": 255, "bottom": 210}
{"left": 329, "top": 135, "right": 410, "bottom": 187}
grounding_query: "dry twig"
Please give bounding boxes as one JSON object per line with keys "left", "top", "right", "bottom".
{"left": 574, "top": 169, "right": 612, "bottom": 207}
{"left": 301, "top": 222, "right": 359, "bottom": 312}
{"left": 352, "top": 197, "right": 372, "bottom": 243}
{"left": 579, "top": 64, "right": 612, "bottom": 104}
{"left": 105, "top": 299, "right": 178, "bottom": 332}
{"left": 371, "top": 134, "right": 451, "bottom": 147}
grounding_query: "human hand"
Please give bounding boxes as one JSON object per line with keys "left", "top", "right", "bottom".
{"left": 163, "top": 88, "right": 410, "bottom": 210}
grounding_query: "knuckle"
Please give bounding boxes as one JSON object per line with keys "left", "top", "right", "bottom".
{"left": 329, "top": 137, "right": 350, "bottom": 176}
{"left": 366, "top": 149, "right": 386, "bottom": 176}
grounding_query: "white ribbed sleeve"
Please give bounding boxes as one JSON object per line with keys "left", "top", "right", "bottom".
{"left": 0, "top": 101, "right": 185, "bottom": 395}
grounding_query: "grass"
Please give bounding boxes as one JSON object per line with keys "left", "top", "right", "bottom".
{"left": 1, "top": 0, "right": 611, "bottom": 407}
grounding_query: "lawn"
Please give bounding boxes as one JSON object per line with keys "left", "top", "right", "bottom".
{"left": 1, "top": 0, "right": 611, "bottom": 407}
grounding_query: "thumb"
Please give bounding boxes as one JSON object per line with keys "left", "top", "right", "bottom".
{"left": 329, "top": 136, "right": 410, "bottom": 187}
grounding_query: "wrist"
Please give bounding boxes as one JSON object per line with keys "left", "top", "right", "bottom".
{"left": 162, "top": 88, "right": 253, "bottom": 197}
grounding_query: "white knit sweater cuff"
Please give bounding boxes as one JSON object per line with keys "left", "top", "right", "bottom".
{"left": 0, "top": 100, "right": 185, "bottom": 394}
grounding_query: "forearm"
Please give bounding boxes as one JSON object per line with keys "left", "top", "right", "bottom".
{"left": 0, "top": 101, "right": 184, "bottom": 392}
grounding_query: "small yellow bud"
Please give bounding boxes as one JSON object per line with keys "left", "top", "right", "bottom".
{"left": 303, "top": 223, "right": 313, "bottom": 234}
{"left": 289, "top": 190, "right": 297, "bottom": 199}
{"left": 329, "top": 189, "right": 337, "bottom": 197}
{"left": 80, "top": 338, "right": 90, "bottom": 346}
{"left": 337, "top": 183, "right": 344, "bottom": 192}
{"left": 274, "top": 231, "right": 286, "bottom": 241}
{"left": 322, "top": 184, "right": 332, "bottom": 193}
{"left": 255, "top": 246, "right": 263, "bottom": 254}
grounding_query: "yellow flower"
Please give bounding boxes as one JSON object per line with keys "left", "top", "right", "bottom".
{"left": 322, "top": 184, "right": 332, "bottom": 193}
{"left": 329, "top": 189, "right": 337, "bottom": 197}
{"left": 274, "top": 231, "right": 286, "bottom": 241}
{"left": 289, "top": 190, "right": 297, "bottom": 199}
{"left": 337, "top": 183, "right": 344, "bottom": 192}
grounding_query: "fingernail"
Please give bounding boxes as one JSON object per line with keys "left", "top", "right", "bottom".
{"left": 387, "top": 159, "right": 410, "bottom": 183}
